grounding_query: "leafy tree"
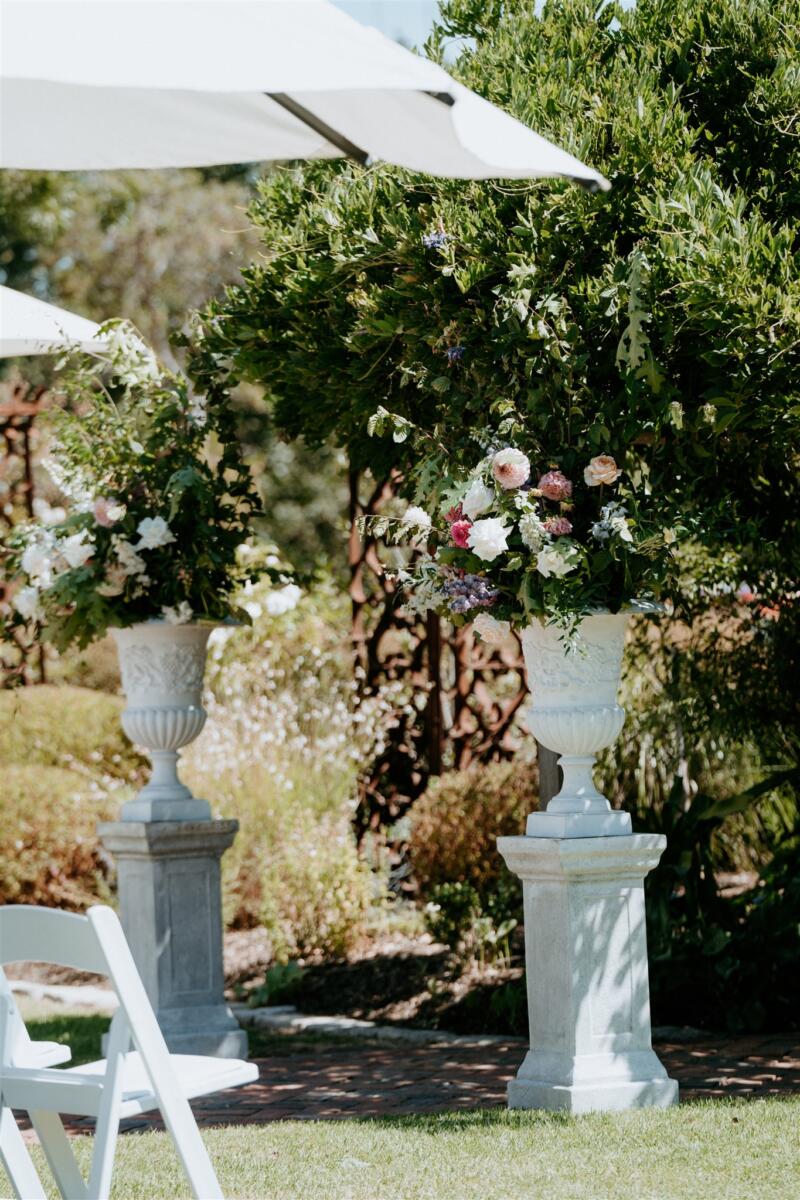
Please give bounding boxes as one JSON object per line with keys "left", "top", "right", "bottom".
{"left": 189, "top": 0, "right": 799, "bottom": 751}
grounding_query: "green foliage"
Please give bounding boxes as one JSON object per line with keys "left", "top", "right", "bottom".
{"left": 2, "top": 322, "right": 267, "bottom": 650}
{"left": 0, "top": 685, "right": 143, "bottom": 779}
{"left": 21, "top": 1007, "right": 111, "bottom": 1069}
{"left": 0, "top": 685, "right": 141, "bottom": 908}
{"left": 423, "top": 880, "right": 518, "bottom": 966}
{"left": 190, "top": 0, "right": 799, "bottom": 571}
{"left": 0, "top": 170, "right": 74, "bottom": 293}
{"left": 0, "top": 765, "right": 117, "bottom": 908}
{"left": 181, "top": 578, "right": 393, "bottom": 958}
{"left": 408, "top": 760, "right": 533, "bottom": 896}
{"left": 246, "top": 961, "right": 305, "bottom": 1009}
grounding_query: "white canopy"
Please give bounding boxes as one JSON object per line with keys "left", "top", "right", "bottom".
{"left": 0, "top": 0, "right": 609, "bottom": 189}
{"left": 0, "top": 285, "right": 106, "bottom": 357}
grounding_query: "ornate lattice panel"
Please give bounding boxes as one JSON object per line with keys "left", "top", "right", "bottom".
{"left": 349, "top": 470, "right": 528, "bottom": 833}
{"left": 0, "top": 382, "right": 47, "bottom": 684}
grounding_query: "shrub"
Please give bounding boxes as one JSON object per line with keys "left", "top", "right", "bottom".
{"left": 408, "top": 759, "right": 535, "bottom": 897}
{"left": 0, "top": 685, "right": 144, "bottom": 782}
{"left": 182, "top": 579, "right": 396, "bottom": 958}
{"left": 0, "top": 765, "right": 116, "bottom": 908}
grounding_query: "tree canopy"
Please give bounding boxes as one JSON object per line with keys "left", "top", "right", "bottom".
{"left": 189, "top": 0, "right": 800, "bottom": 747}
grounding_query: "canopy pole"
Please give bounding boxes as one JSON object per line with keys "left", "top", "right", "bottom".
{"left": 267, "top": 93, "right": 371, "bottom": 165}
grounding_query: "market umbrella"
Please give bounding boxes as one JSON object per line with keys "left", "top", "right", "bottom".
{"left": 0, "top": 285, "right": 106, "bottom": 357}
{"left": 0, "top": 0, "right": 609, "bottom": 189}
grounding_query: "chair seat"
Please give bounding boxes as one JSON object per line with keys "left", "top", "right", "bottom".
{"left": 27, "top": 1041, "right": 72, "bottom": 1068}
{"left": 2, "top": 1053, "right": 259, "bottom": 1119}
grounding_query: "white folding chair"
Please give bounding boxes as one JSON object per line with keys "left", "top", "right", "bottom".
{"left": 0, "top": 905, "right": 258, "bottom": 1200}
{"left": 0, "top": 967, "right": 73, "bottom": 1200}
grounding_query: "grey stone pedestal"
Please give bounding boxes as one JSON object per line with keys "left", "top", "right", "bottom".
{"left": 98, "top": 819, "right": 247, "bottom": 1058}
{"left": 497, "top": 834, "right": 678, "bottom": 1113}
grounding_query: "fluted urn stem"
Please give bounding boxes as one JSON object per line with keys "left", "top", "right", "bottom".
{"left": 112, "top": 622, "right": 214, "bottom": 822}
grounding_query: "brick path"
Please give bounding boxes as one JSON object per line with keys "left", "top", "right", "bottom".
{"left": 17, "top": 1032, "right": 800, "bottom": 1138}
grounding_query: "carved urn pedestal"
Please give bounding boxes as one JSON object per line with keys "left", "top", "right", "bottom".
{"left": 498, "top": 612, "right": 678, "bottom": 1112}
{"left": 98, "top": 622, "right": 246, "bottom": 1058}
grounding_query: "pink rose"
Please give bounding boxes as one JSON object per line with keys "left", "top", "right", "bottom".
{"left": 537, "top": 470, "right": 573, "bottom": 501}
{"left": 584, "top": 455, "right": 621, "bottom": 487}
{"left": 491, "top": 448, "right": 530, "bottom": 490}
{"left": 450, "top": 520, "right": 472, "bottom": 549}
{"left": 93, "top": 497, "right": 126, "bottom": 527}
{"left": 543, "top": 516, "right": 573, "bottom": 536}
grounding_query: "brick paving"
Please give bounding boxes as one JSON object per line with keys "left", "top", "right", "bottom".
{"left": 16, "top": 1032, "right": 800, "bottom": 1140}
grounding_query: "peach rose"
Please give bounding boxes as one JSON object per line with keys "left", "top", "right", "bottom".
{"left": 584, "top": 455, "right": 621, "bottom": 487}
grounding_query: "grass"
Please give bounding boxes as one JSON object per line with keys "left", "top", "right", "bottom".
{"left": 16, "top": 1099, "right": 800, "bottom": 1200}
{"left": 13, "top": 1008, "right": 800, "bottom": 1199}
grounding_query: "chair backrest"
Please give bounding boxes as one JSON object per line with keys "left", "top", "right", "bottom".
{"left": 0, "top": 907, "right": 108, "bottom": 976}
{"left": 0, "top": 905, "right": 172, "bottom": 1080}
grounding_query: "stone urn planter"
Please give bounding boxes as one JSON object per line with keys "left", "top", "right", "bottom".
{"left": 521, "top": 611, "right": 633, "bottom": 837}
{"left": 112, "top": 621, "right": 215, "bottom": 822}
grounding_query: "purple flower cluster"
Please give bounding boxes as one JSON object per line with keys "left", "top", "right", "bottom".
{"left": 422, "top": 229, "right": 448, "bottom": 250}
{"left": 442, "top": 573, "right": 498, "bottom": 614}
{"left": 446, "top": 345, "right": 464, "bottom": 365}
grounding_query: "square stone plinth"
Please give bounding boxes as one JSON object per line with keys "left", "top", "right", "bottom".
{"left": 497, "top": 834, "right": 679, "bottom": 1114}
{"left": 98, "top": 819, "right": 247, "bottom": 1058}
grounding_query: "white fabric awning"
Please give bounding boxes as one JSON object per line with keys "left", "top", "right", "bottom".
{"left": 0, "top": 0, "right": 609, "bottom": 189}
{"left": 0, "top": 286, "right": 106, "bottom": 357}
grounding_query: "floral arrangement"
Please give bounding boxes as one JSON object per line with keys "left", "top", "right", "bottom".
{"left": 363, "top": 427, "right": 675, "bottom": 641}
{"left": 2, "top": 321, "right": 267, "bottom": 651}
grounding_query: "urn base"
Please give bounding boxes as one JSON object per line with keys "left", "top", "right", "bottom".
{"left": 120, "top": 794, "right": 212, "bottom": 823}
{"left": 526, "top": 810, "right": 632, "bottom": 838}
{"left": 508, "top": 1074, "right": 678, "bottom": 1114}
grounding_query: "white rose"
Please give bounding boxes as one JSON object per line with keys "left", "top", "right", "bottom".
{"left": 584, "top": 455, "right": 621, "bottom": 487}
{"left": 58, "top": 531, "right": 95, "bottom": 569}
{"left": 473, "top": 613, "right": 513, "bottom": 646}
{"left": 462, "top": 478, "right": 495, "bottom": 520}
{"left": 136, "top": 516, "right": 176, "bottom": 550}
{"left": 401, "top": 505, "right": 432, "bottom": 530}
{"left": 162, "top": 601, "right": 193, "bottom": 625}
{"left": 21, "top": 542, "right": 54, "bottom": 586}
{"left": 536, "top": 543, "right": 579, "bottom": 578}
{"left": 13, "top": 585, "right": 42, "bottom": 622}
{"left": 115, "top": 540, "right": 148, "bottom": 577}
{"left": 468, "top": 517, "right": 510, "bottom": 562}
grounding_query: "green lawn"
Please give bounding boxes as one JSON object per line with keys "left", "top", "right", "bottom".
{"left": 17, "top": 1099, "right": 800, "bottom": 1200}
{"left": 12, "top": 1007, "right": 800, "bottom": 1200}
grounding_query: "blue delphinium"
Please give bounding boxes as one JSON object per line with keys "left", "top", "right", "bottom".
{"left": 422, "top": 229, "right": 448, "bottom": 250}
{"left": 442, "top": 573, "right": 499, "bottom": 614}
{"left": 446, "top": 345, "right": 465, "bottom": 365}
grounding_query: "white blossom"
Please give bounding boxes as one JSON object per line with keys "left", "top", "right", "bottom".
{"left": 473, "top": 613, "right": 513, "bottom": 645}
{"left": 462, "top": 478, "right": 495, "bottom": 520}
{"left": 104, "top": 324, "right": 161, "bottom": 388}
{"left": 468, "top": 517, "right": 510, "bottom": 562}
{"left": 162, "top": 601, "right": 193, "bottom": 625}
{"left": 136, "top": 516, "right": 176, "bottom": 550}
{"left": 536, "top": 542, "right": 579, "bottom": 578}
{"left": 591, "top": 501, "right": 633, "bottom": 544}
{"left": 114, "top": 539, "right": 148, "bottom": 577}
{"left": 13, "top": 585, "right": 42, "bottom": 622}
{"left": 401, "top": 505, "right": 431, "bottom": 530}
{"left": 96, "top": 565, "right": 127, "bottom": 597}
{"left": 519, "top": 510, "right": 549, "bottom": 553}
{"left": 21, "top": 537, "right": 56, "bottom": 586}
{"left": 264, "top": 584, "right": 303, "bottom": 616}
{"left": 58, "top": 530, "right": 96, "bottom": 570}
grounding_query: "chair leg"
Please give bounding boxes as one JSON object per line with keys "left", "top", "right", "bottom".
{"left": 30, "top": 1110, "right": 88, "bottom": 1200}
{"left": 159, "top": 1099, "right": 224, "bottom": 1200}
{"left": 86, "top": 1016, "right": 129, "bottom": 1200}
{"left": 0, "top": 1105, "right": 47, "bottom": 1200}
